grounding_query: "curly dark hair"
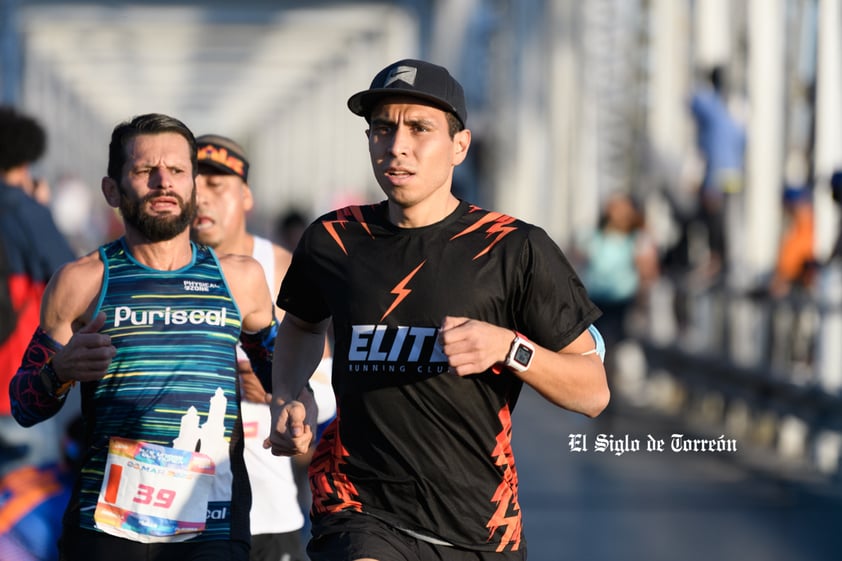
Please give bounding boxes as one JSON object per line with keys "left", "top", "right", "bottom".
{"left": 0, "top": 106, "right": 47, "bottom": 172}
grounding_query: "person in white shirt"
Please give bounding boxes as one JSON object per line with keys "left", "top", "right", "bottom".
{"left": 191, "top": 134, "right": 335, "bottom": 561}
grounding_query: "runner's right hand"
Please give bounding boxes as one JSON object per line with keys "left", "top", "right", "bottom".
{"left": 52, "top": 312, "right": 116, "bottom": 383}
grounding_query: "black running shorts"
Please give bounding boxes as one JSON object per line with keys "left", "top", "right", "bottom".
{"left": 59, "top": 527, "right": 249, "bottom": 561}
{"left": 307, "top": 512, "right": 526, "bottom": 561}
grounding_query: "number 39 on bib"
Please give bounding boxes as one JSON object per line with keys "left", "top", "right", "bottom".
{"left": 94, "top": 437, "right": 216, "bottom": 543}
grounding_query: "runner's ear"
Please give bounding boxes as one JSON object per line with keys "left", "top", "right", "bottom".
{"left": 242, "top": 182, "right": 254, "bottom": 213}
{"left": 101, "top": 177, "right": 121, "bottom": 208}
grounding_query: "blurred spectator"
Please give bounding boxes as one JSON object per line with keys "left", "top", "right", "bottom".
{"left": 275, "top": 207, "right": 309, "bottom": 252}
{"left": 575, "top": 192, "right": 659, "bottom": 373}
{"left": 25, "top": 178, "right": 51, "bottom": 207}
{"left": 829, "top": 170, "right": 842, "bottom": 263}
{"left": 767, "top": 186, "right": 816, "bottom": 298}
{"left": 0, "top": 106, "right": 75, "bottom": 472}
{"left": 0, "top": 415, "right": 83, "bottom": 561}
{"left": 50, "top": 174, "right": 112, "bottom": 255}
{"left": 689, "top": 65, "right": 747, "bottom": 279}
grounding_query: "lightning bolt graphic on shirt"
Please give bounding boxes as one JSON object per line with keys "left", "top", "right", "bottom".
{"left": 381, "top": 261, "right": 426, "bottom": 321}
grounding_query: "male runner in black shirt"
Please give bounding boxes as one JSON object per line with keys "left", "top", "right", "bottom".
{"left": 268, "top": 59, "right": 610, "bottom": 561}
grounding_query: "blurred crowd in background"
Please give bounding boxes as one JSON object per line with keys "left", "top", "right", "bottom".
{"left": 3, "top": 0, "right": 842, "bottom": 559}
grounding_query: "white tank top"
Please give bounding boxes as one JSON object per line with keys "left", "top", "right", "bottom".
{"left": 240, "top": 235, "right": 304, "bottom": 535}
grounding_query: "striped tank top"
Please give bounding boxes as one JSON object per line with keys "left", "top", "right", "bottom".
{"left": 70, "top": 238, "right": 249, "bottom": 543}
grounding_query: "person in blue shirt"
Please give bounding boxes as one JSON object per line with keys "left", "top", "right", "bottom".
{"left": 0, "top": 106, "right": 76, "bottom": 474}
{"left": 690, "top": 65, "right": 747, "bottom": 278}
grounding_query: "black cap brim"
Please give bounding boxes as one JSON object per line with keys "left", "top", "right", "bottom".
{"left": 197, "top": 161, "right": 238, "bottom": 176}
{"left": 347, "top": 89, "right": 465, "bottom": 127}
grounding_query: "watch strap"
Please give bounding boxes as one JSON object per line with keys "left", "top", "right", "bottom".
{"left": 505, "top": 331, "right": 534, "bottom": 372}
{"left": 40, "top": 359, "right": 73, "bottom": 398}
{"left": 491, "top": 330, "right": 518, "bottom": 375}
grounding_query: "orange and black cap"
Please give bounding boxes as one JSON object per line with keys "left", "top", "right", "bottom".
{"left": 196, "top": 134, "right": 249, "bottom": 182}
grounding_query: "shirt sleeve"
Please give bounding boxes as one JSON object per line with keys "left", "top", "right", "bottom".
{"left": 515, "top": 226, "right": 602, "bottom": 351}
{"left": 276, "top": 224, "right": 332, "bottom": 324}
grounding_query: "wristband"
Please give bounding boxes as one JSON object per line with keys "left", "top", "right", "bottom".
{"left": 240, "top": 318, "right": 277, "bottom": 393}
{"left": 584, "top": 324, "right": 606, "bottom": 362}
{"left": 40, "top": 359, "right": 73, "bottom": 398}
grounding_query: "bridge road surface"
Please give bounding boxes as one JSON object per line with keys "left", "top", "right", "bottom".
{"left": 511, "top": 386, "right": 842, "bottom": 561}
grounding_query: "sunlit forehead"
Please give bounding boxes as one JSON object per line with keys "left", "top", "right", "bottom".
{"left": 126, "top": 132, "right": 193, "bottom": 172}
{"left": 370, "top": 98, "right": 448, "bottom": 128}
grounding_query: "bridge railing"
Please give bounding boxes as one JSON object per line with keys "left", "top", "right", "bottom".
{"left": 620, "top": 262, "right": 842, "bottom": 486}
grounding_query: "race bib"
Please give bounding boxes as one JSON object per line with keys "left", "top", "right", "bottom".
{"left": 94, "top": 437, "right": 215, "bottom": 543}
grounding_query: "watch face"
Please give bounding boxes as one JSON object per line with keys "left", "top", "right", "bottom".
{"left": 513, "top": 343, "right": 533, "bottom": 366}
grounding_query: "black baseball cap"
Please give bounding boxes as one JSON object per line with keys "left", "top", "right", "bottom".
{"left": 196, "top": 134, "right": 250, "bottom": 181}
{"left": 347, "top": 59, "right": 467, "bottom": 128}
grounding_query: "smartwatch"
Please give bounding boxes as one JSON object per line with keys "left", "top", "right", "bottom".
{"left": 504, "top": 332, "right": 535, "bottom": 373}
